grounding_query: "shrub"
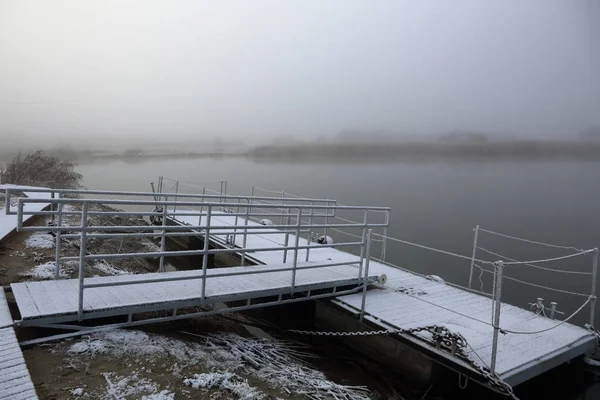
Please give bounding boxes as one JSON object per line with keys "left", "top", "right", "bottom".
{"left": 0, "top": 151, "right": 82, "bottom": 189}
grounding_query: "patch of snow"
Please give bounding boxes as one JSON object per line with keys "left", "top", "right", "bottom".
{"left": 184, "top": 372, "right": 264, "bottom": 400}
{"left": 70, "top": 387, "right": 84, "bottom": 396}
{"left": 426, "top": 275, "right": 445, "bottom": 284}
{"left": 24, "top": 262, "right": 67, "bottom": 279}
{"left": 25, "top": 232, "right": 54, "bottom": 249}
{"left": 67, "top": 330, "right": 240, "bottom": 369}
{"left": 92, "top": 261, "right": 132, "bottom": 276}
{"left": 103, "top": 372, "right": 173, "bottom": 400}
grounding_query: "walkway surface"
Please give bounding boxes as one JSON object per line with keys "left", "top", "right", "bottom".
{"left": 0, "top": 291, "right": 38, "bottom": 399}
{"left": 172, "top": 212, "right": 597, "bottom": 386}
{"left": 12, "top": 262, "right": 370, "bottom": 321}
{"left": 0, "top": 184, "right": 51, "bottom": 243}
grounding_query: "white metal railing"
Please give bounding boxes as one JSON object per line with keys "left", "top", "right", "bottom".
{"left": 14, "top": 189, "right": 389, "bottom": 324}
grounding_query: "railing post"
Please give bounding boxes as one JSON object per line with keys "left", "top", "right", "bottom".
{"left": 77, "top": 202, "right": 89, "bottom": 322}
{"left": 200, "top": 186, "right": 206, "bottom": 216}
{"left": 305, "top": 201, "right": 314, "bottom": 262}
{"left": 468, "top": 225, "right": 480, "bottom": 289}
{"left": 550, "top": 302, "right": 557, "bottom": 320}
{"left": 54, "top": 193, "right": 63, "bottom": 279}
{"left": 16, "top": 200, "right": 23, "bottom": 230}
{"left": 590, "top": 248, "right": 598, "bottom": 326}
{"left": 241, "top": 200, "right": 250, "bottom": 266}
{"left": 281, "top": 191, "right": 285, "bottom": 226}
{"left": 201, "top": 205, "right": 212, "bottom": 303}
{"left": 283, "top": 208, "right": 291, "bottom": 263}
{"left": 50, "top": 191, "right": 55, "bottom": 224}
{"left": 173, "top": 181, "right": 179, "bottom": 213}
{"left": 158, "top": 201, "right": 168, "bottom": 272}
{"left": 490, "top": 260, "right": 504, "bottom": 374}
{"left": 360, "top": 229, "right": 373, "bottom": 322}
{"left": 358, "top": 210, "right": 368, "bottom": 278}
{"left": 233, "top": 198, "right": 242, "bottom": 246}
{"left": 291, "top": 209, "right": 302, "bottom": 295}
{"left": 323, "top": 200, "right": 329, "bottom": 240}
{"left": 381, "top": 210, "right": 390, "bottom": 260}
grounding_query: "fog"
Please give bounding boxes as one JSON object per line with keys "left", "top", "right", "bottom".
{"left": 0, "top": 0, "right": 599, "bottom": 151}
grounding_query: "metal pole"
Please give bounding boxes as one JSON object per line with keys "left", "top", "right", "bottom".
{"left": 360, "top": 229, "right": 373, "bottom": 322}
{"left": 200, "top": 187, "right": 206, "bottom": 216}
{"left": 241, "top": 201, "right": 250, "bottom": 266}
{"left": 490, "top": 260, "right": 504, "bottom": 374}
{"left": 54, "top": 193, "right": 63, "bottom": 279}
{"left": 291, "top": 209, "right": 302, "bottom": 294}
{"left": 550, "top": 302, "right": 557, "bottom": 320}
{"left": 201, "top": 206, "right": 212, "bottom": 303}
{"left": 173, "top": 181, "right": 179, "bottom": 213}
{"left": 468, "top": 225, "right": 480, "bottom": 289}
{"left": 158, "top": 203, "right": 168, "bottom": 272}
{"left": 77, "top": 203, "right": 89, "bottom": 321}
{"left": 323, "top": 201, "right": 329, "bottom": 240}
{"left": 281, "top": 191, "right": 285, "bottom": 226}
{"left": 4, "top": 188, "right": 9, "bottom": 215}
{"left": 50, "top": 191, "right": 55, "bottom": 224}
{"left": 358, "top": 210, "right": 368, "bottom": 279}
{"left": 283, "top": 209, "right": 291, "bottom": 263}
{"left": 381, "top": 210, "right": 390, "bottom": 260}
{"left": 233, "top": 198, "right": 241, "bottom": 246}
{"left": 305, "top": 201, "right": 314, "bottom": 262}
{"left": 590, "top": 248, "right": 598, "bottom": 326}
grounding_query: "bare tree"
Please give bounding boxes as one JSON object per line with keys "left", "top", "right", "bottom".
{"left": 0, "top": 151, "right": 82, "bottom": 188}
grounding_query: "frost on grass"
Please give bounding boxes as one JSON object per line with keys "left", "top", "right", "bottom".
{"left": 184, "top": 372, "right": 264, "bottom": 400}
{"left": 22, "top": 261, "right": 75, "bottom": 279}
{"left": 25, "top": 232, "right": 55, "bottom": 249}
{"left": 91, "top": 261, "right": 132, "bottom": 276}
{"left": 67, "top": 329, "right": 370, "bottom": 400}
{"left": 103, "top": 372, "right": 174, "bottom": 400}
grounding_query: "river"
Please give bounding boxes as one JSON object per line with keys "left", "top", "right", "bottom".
{"left": 77, "top": 156, "right": 600, "bottom": 398}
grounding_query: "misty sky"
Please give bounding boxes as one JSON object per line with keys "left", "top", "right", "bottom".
{"left": 0, "top": 0, "right": 599, "bottom": 146}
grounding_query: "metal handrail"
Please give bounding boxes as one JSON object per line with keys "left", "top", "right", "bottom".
{"left": 15, "top": 195, "right": 387, "bottom": 322}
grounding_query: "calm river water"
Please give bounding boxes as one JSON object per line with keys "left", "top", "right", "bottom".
{"left": 77, "top": 156, "right": 600, "bottom": 399}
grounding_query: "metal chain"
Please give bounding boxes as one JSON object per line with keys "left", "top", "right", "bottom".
{"left": 289, "top": 325, "right": 519, "bottom": 399}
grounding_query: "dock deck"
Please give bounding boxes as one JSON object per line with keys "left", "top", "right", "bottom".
{"left": 0, "top": 292, "right": 38, "bottom": 399}
{"left": 171, "top": 212, "right": 597, "bottom": 386}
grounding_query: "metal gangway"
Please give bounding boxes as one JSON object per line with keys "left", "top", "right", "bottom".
{"left": 4, "top": 185, "right": 390, "bottom": 344}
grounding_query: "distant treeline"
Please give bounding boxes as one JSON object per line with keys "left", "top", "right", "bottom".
{"left": 250, "top": 140, "right": 600, "bottom": 160}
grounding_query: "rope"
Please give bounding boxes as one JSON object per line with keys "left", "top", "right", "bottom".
{"left": 478, "top": 228, "right": 585, "bottom": 252}
{"left": 371, "top": 233, "right": 494, "bottom": 265}
{"left": 477, "top": 247, "right": 592, "bottom": 275}
{"left": 475, "top": 263, "right": 590, "bottom": 297}
{"left": 502, "top": 297, "right": 592, "bottom": 335}
{"left": 500, "top": 249, "right": 594, "bottom": 265}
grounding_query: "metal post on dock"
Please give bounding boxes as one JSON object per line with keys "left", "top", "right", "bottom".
{"left": 360, "top": 229, "right": 373, "bottom": 322}
{"left": 201, "top": 206, "right": 212, "bottom": 303}
{"left": 550, "top": 302, "right": 557, "bottom": 320}
{"left": 283, "top": 208, "right": 291, "bottom": 263}
{"left": 54, "top": 193, "right": 63, "bottom": 280}
{"left": 281, "top": 191, "right": 285, "bottom": 226}
{"left": 173, "top": 181, "right": 179, "bottom": 213}
{"left": 77, "top": 203, "right": 89, "bottom": 322}
{"left": 50, "top": 191, "right": 55, "bottom": 224}
{"left": 590, "top": 248, "right": 598, "bottom": 326}
{"left": 468, "top": 225, "right": 480, "bottom": 289}
{"left": 291, "top": 209, "right": 302, "bottom": 295}
{"left": 233, "top": 198, "right": 242, "bottom": 246}
{"left": 380, "top": 210, "right": 390, "bottom": 260}
{"left": 158, "top": 200, "right": 168, "bottom": 273}
{"left": 358, "top": 210, "right": 369, "bottom": 278}
{"left": 490, "top": 260, "right": 504, "bottom": 374}
{"left": 241, "top": 200, "right": 250, "bottom": 266}
{"left": 323, "top": 201, "right": 330, "bottom": 240}
{"left": 200, "top": 187, "right": 206, "bottom": 216}
{"left": 305, "top": 201, "right": 314, "bottom": 262}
